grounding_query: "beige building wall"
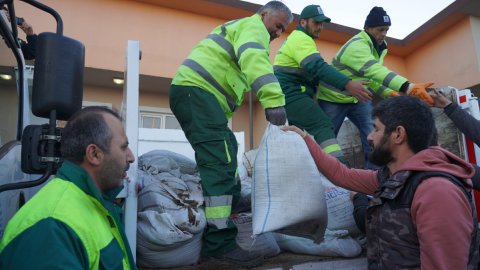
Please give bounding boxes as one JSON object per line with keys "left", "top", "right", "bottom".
{"left": 14, "top": 0, "right": 243, "bottom": 76}
{"left": 405, "top": 17, "right": 480, "bottom": 88}
{"left": 470, "top": 16, "right": 480, "bottom": 78}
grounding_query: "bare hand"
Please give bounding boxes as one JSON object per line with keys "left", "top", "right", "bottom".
{"left": 281, "top": 125, "right": 306, "bottom": 138}
{"left": 429, "top": 89, "right": 452, "bottom": 109}
{"left": 19, "top": 21, "right": 34, "bottom": 36}
{"left": 345, "top": 80, "right": 372, "bottom": 102}
{"left": 349, "top": 191, "right": 358, "bottom": 201}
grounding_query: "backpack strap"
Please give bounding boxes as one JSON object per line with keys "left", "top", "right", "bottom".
{"left": 409, "top": 171, "right": 473, "bottom": 202}
{"left": 408, "top": 171, "right": 479, "bottom": 269}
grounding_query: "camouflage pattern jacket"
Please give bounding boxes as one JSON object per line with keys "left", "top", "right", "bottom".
{"left": 366, "top": 168, "right": 479, "bottom": 270}
{"left": 302, "top": 136, "right": 478, "bottom": 270}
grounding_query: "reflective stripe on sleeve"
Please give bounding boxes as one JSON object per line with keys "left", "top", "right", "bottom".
{"left": 182, "top": 59, "right": 237, "bottom": 112}
{"left": 251, "top": 73, "right": 278, "bottom": 93}
{"left": 300, "top": 53, "right": 321, "bottom": 67}
{"left": 206, "top": 34, "right": 237, "bottom": 62}
{"left": 237, "top": 42, "right": 265, "bottom": 60}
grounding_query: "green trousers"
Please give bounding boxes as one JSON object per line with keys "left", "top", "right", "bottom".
{"left": 285, "top": 94, "right": 347, "bottom": 164}
{"left": 169, "top": 84, "right": 240, "bottom": 257}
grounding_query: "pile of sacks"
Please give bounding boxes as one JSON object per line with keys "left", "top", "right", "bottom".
{"left": 136, "top": 126, "right": 365, "bottom": 268}
{"left": 135, "top": 150, "right": 281, "bottom": 268}
{"left": 136, "top": 150, "right": 205, "bottom": 268}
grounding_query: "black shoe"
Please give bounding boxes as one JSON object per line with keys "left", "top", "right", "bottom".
{"left": 209, "top": 246, "right": 264, "bottom": 268}
{"left": 232, "top": 196, "right": 251, "bottom": 214}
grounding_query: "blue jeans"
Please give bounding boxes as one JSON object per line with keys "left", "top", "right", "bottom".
{"left": 318, "top": 100, "right": 378, "bottom": 169}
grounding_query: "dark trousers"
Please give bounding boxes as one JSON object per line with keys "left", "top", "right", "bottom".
{"left": 285, "top": 95, "right": 347, "bottom": 164}
{"left": 169, "top": 84, "right": 240, "bottom": 256}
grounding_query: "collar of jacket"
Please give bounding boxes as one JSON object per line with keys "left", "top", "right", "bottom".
{"left": 56, "top": 160, "right": 123, "bottom": 204}
{"left": 364, "top": 30, "right": 388, "bottom": 55}
{"left": 375, "top": 167, "right": 412, "bottom": 200}
{"left": 296, "top": 24, "right": 314, "bottom": 39}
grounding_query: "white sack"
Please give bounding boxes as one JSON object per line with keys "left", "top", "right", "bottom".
{"left": 252, "top": 125, "right": 328, "bottom": 242}
{"left": 274, "top": 230, "right": 362, "bottom": 258}
{"left": 242, "top": 149, "right": 258, "bottom": 177}
{"left": 322, "top": 179, "right": 362, "bottom": 236}
{"left": 137, "top": 215, "right": 202, "bottom": 269}
{"left": 138, "top": 181, "right": 206, "bottom": 235}
{"left": 139, "top": 149, "right": 197, "bottom": 175}
{"left": 232, "top": 213, "right": 280, "bottom": 258}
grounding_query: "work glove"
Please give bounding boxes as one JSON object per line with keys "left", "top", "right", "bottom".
{"left": 265, "top": 106, "right": 287, "bottom": 126}
{"left": 407, "top": 82, "right": 434, "bottom": 106}
{"left": 389, "top": 91, "right": 401, "bottom": 97}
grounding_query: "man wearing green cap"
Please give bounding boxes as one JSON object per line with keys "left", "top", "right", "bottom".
{"left": 317, "top": 6, "right": 435, "bottom": 169}
{"left": 274, "top": 4, "right": 369, "bottom": 164}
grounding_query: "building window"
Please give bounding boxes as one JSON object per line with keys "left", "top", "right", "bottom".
{"left": 141, "top": 113, "right": 162, "bottom": 129}
{"left": 165, "top": 115, "right": 181, "bottom": 129}
{"left": 139, "top": 107, "right": 181, "bottom": 130}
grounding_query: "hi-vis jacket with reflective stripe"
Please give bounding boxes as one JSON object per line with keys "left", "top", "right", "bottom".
{"left": 274, "top": 29, "right": 350, "bottom": 102}
{"left": 0, "top": 161, "right": 135, "bottom": 270}
{"left": 172, "top": 14, "right": 285, "bottom": 118}
{"left": 317, "top": 30, "right": 408, "bottom": 103}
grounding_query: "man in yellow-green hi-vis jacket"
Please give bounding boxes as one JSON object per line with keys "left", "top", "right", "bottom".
{"left": 0, "top": 107, "right": 136, "bottom": 270}
{"left": 274, "top": 4, "right": 370, "bottom": 165}
{"left": 317, "top": 6, "right": 434, "bottom": 169}
{"left": 169, "top": 1, "right": 293, "bottom": 268}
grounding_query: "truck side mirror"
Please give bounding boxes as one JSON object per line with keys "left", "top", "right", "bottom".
{"left": 32, "top": 32, "right": 84, "bottom": 121}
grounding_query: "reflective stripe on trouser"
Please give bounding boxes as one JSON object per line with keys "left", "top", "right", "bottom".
{"left": 285, "top": 94, "right": 347, "bottom": 164}
{"left": 169, "top": 85, "right": 241, "bottom": 256}
{"left": 204, "top": 195, "right": 233, "bottom": 229}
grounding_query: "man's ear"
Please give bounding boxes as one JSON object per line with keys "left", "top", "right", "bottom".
{"left": 260, "top": 11, "right": 267, "bottom": 21}
{"left": 300, "top": 19, "right": 307, "bottom": 28}
{"left": 392, "top": 126, "right": 407, "bottom": 144}
{"left": 84, "top": 144, "right": 103, "bottom": 166}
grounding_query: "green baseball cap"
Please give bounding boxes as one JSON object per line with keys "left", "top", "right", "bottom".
{"left": 300, "top": 5, "right": 331, "bottom": 23}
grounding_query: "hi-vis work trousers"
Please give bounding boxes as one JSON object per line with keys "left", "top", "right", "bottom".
{"left": 169, "top": 84, "right": 240, "bottom": 257}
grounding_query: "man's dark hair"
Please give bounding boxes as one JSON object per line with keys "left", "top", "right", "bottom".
{"left": 372, "top": 96, "right": 434, "bottom": 153}
{"left": 61, "top": 106, "right": 121, "bottom": 163}
{"left": 257, "top": 1, "right": 293, "bottom": 23}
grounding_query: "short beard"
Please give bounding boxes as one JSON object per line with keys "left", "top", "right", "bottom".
{"left": 305, "top": 24, "right": 316, "bottom": 39}
{"left": 368, "top": 135, "right": 393, "bottom": 167}
{"left": 97, "top": 155, "right": 126, "bottom": 192}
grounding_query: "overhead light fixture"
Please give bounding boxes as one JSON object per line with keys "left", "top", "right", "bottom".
{"left": 0, "top": 74, "right": 12, "bottom": 80}
{"left": 113, "top": 77, "right": 124, "bottom": 85}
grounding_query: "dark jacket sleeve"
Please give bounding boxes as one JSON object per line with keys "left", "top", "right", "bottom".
{"left": 352, "top": 193, "right": 369, "bottom": 234}
{"left": 444, "top": 102, "right": 480, "bottom": 146}
{"left": 20, "top": 34, "right": 37, "bottom": 60}
{"left": 303, "top": 55, "right": 351, "bottom": 90}
{"left": 471, "top": 164, "right": 480, "bottom": 191}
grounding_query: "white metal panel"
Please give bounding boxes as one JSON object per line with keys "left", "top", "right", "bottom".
{"left": 120, "top": 40, "right": 140, "bottom": 261}
{"left": 138, "top": 127, "right": 245, "bottom": 164}
{"left": 455, "top": 89, "right": 480, "bottom": 165}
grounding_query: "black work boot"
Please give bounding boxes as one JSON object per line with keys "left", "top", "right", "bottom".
{"left": 210, "top": 246, "right": 264, "bottom": 268}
